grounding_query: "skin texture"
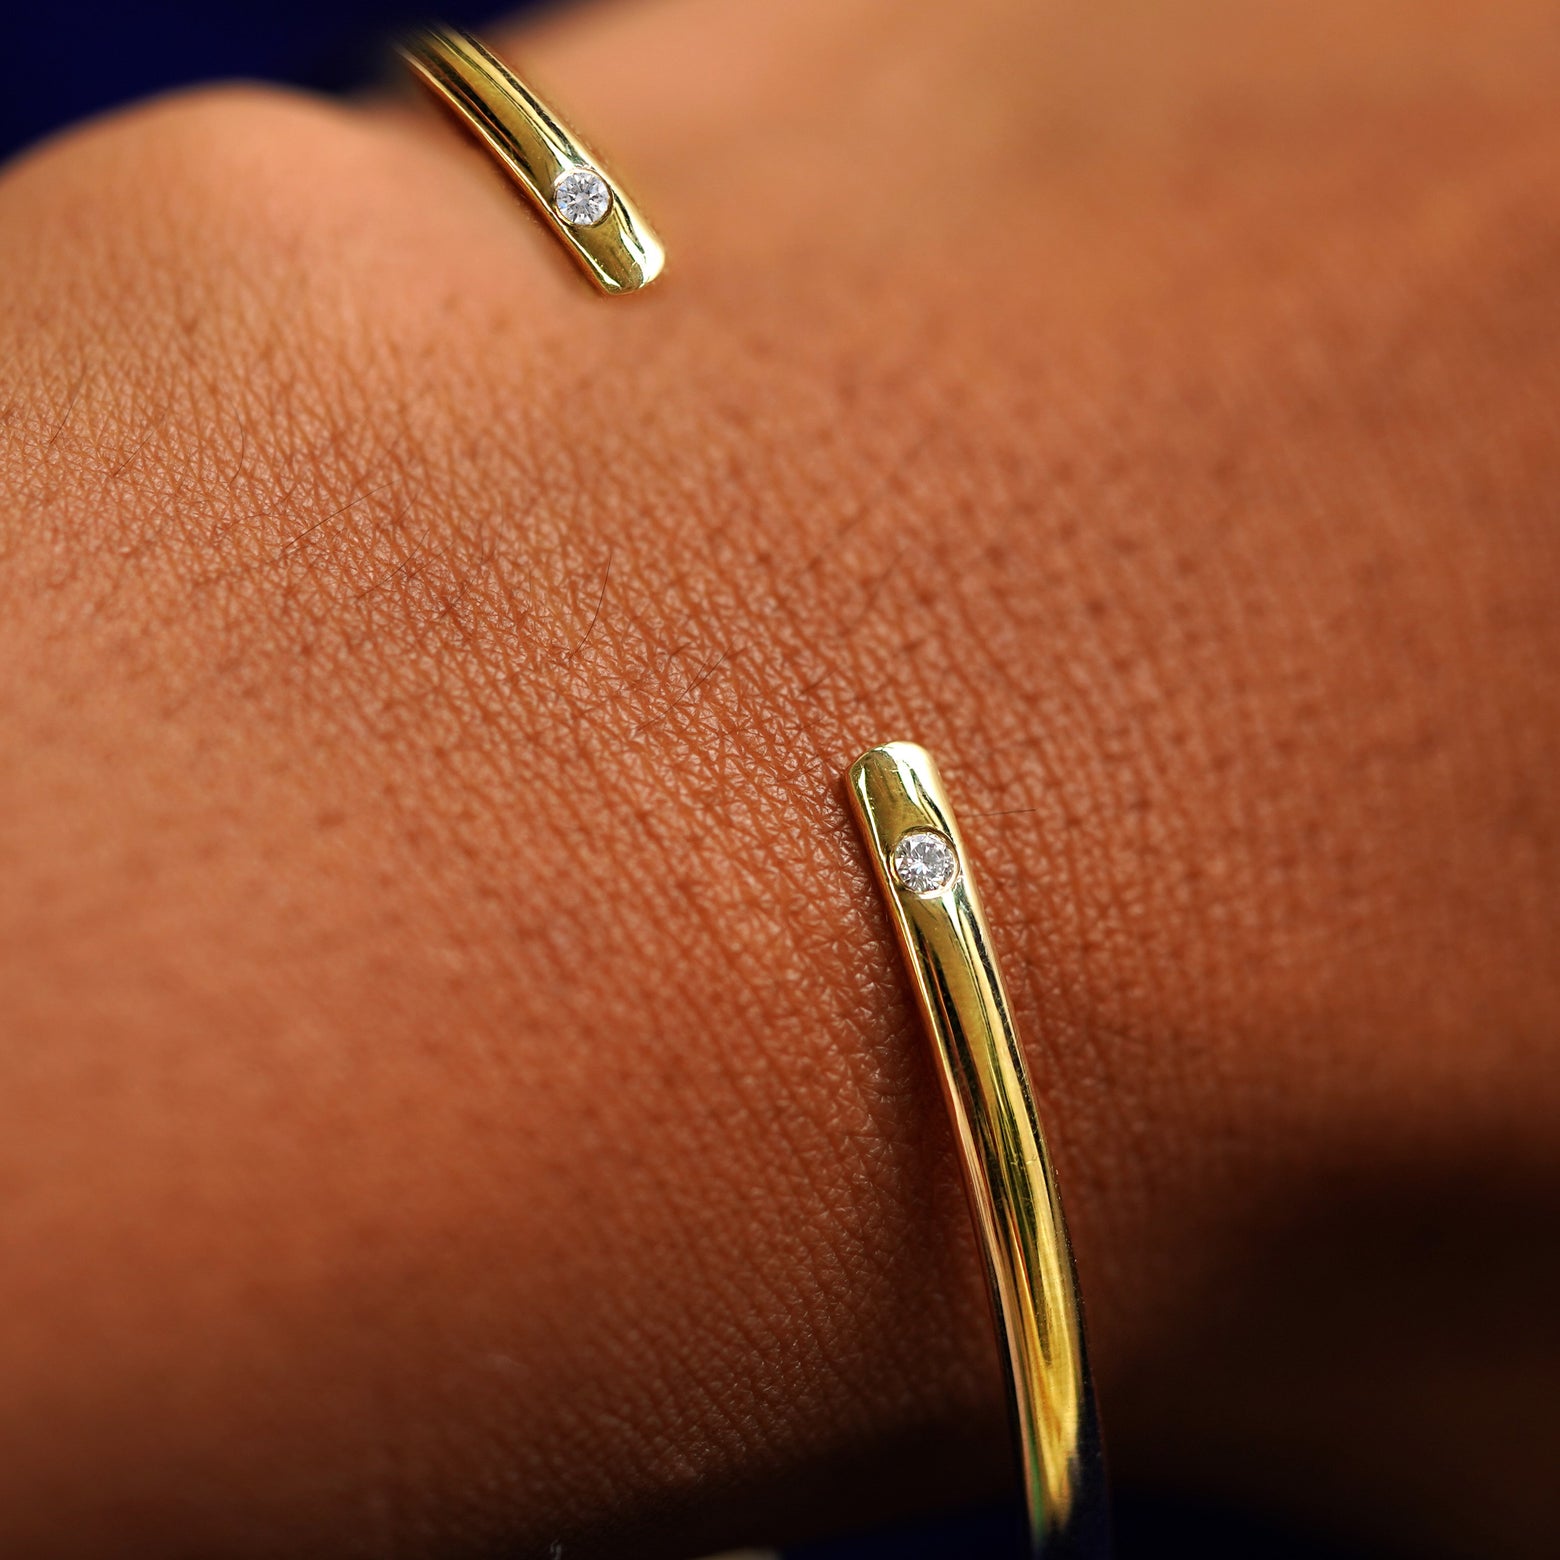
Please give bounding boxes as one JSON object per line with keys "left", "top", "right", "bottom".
{"left": 0, "top": 0, "right": 1558, "bottom": 1555}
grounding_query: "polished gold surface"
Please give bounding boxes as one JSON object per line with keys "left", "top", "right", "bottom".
{"left": 400, "top": 25, "right": 665, "bottom": 295}
{"left": 848, "top": 744, "right": 1106, "bottom": 1557}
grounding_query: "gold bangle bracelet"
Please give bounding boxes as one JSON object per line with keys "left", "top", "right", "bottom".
{"left": 400, "top": 25, "right": 665, "bottom": 296}
{"left": 848, "top": 743, "right": 1109, "bottom": 1557}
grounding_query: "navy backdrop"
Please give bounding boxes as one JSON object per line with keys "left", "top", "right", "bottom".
{"left": 0, "top": 0, "right": 512, "bottom": 159}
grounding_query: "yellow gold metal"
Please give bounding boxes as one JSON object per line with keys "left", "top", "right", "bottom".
{"left": 400, "top": 25, "right": 665, "bottom": 295}
{"left": 847, "top": 743, "right": 1108, "bottom": 1558}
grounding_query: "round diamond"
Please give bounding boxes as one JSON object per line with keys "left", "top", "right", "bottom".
{"left": 553, "top": 168, "right": 612, "bottom": 227}
{"left": 892, "top": 830, "right": 959, "bottom": 896}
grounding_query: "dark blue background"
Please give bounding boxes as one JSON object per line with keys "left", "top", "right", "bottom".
{"left": 0, "top": 4, "right": 1387, "bottom": 1557}
{"left": 0, "top": 1, "right": 514, "bottom": 159}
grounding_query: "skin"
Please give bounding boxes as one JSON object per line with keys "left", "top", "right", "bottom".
{"left": 0, "top": 0, "right": 1557, "bottom": 1555}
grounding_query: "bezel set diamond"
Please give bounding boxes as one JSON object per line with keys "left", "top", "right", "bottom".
{"left": 553, "top": 167, "right": 613, "bottom": 227}
{"left": 891, "top": 830, "right": 960, "bottom": 896}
